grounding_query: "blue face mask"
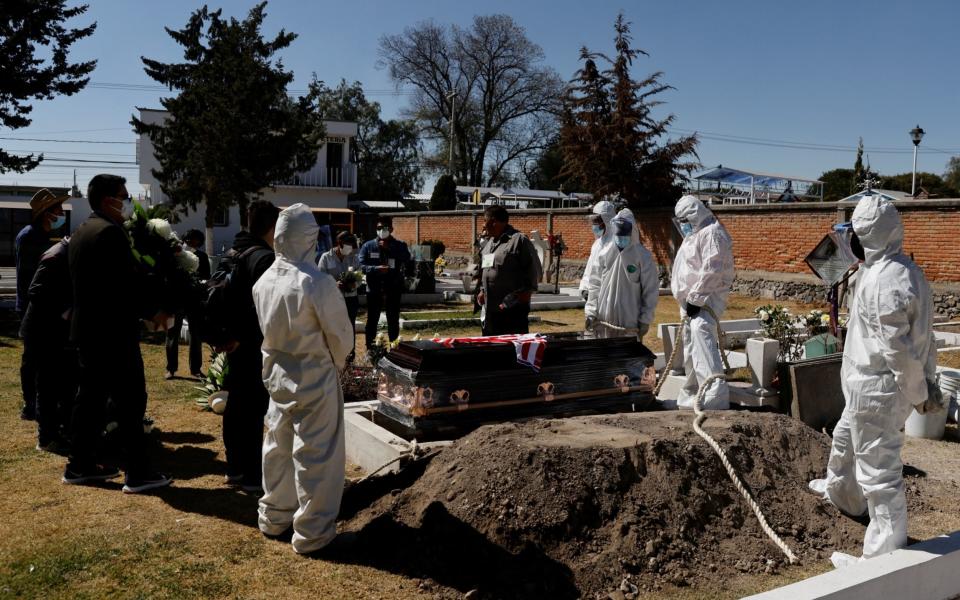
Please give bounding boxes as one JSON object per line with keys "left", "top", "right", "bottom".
{"left": 591, "top": 225, "right": 604, "bottom": 238}
{"left": 615, "top": 236, "right": 631, "bottom": 250}
{"left": 679, "top": 222, "right": 694, "bottom": 238}
{"left": 50, "top": 214, "right": 66, "bottom": 230}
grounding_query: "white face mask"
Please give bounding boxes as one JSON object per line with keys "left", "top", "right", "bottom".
{"left": 340, "top": 245, "right": 354, "bottom": 256}
{"left": 120, "top": 200, "right": 134, "bottom": 220}
{"left": 377, "top": 228, "right": 390, "bottom": 240}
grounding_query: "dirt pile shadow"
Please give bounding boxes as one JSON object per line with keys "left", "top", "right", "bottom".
{"left": 340, "top": 411, "right": 867, "bottom": 597}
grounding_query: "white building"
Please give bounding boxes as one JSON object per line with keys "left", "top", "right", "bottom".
{"left": 136, "top": 108, "right": 358, "bottom": 253}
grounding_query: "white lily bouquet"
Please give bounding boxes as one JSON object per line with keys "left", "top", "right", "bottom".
{"left": 338, "top": 267, "right": 364, "bottom": 292}
{"left": 124, "top": 203, "right": 205, "bottom": 322}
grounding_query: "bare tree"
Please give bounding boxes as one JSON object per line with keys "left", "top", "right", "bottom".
{"left": 379, "top": 14, "right": 562, "bottom": 187}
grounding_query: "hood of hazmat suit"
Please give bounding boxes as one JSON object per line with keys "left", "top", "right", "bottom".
{"left": 252, "top": 203, "right": 354, "bottom": 554}
{"left": 594, "top": 209, "right": 659, "bottom": 333}
{"left": 811, "top": 194, "right": 936, "bottom": 560}
{"left": 582, "top": 201, "right": 616, "bottom": 316}
{"left": 670, "top": 195, "right": 734, "bottom": 411}
{"left": 670, "top": 195, "right": 735, "bottom": 315}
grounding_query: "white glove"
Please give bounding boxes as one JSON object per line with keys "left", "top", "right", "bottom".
{"left": 915, "top": 379, "right": 945, "bottom": 414}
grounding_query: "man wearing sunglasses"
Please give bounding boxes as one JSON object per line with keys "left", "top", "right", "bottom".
{"left": 65, "top": 174, "right": 172, "bottom": 493}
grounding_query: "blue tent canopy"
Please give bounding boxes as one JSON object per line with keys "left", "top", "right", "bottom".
{"left": 694, "top": 166, "right": 822, "bottom": 187}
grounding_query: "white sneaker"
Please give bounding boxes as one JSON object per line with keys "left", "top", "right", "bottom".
{"left": 808, "top": 478, "right": 828, "bottom": 496}
{"left": 830, "top": 551, "right": 862, "bottom": 569}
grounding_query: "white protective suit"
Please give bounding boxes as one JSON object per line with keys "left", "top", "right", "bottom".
{"left": 252, "top": 203, "right": 354, "bottom": 554}
{"left": 594, "top": 209, "right": 660, "bottom": 338}
{"left": 582, "top": 201, "right": 616, "bottom": 319}
{"left": 670, "top": 195, "right": 735, "bottom": 410}
{"left": 809, "top": 195, "right": 937, "bottom": 563}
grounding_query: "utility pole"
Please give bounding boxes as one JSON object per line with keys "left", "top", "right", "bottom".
{"left": 446, "top": 90, "right": 456, "bottom": 179}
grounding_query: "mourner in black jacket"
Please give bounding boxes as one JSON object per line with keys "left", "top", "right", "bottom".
{"left": 220, "top": 201, "right": 278, "bottom": 492}
{"left": 21, "top": 239, "right": 76, "bottom": 454}
{"left": 164, "top": 228, "right": 212, "bottom": 379}
{"left": 65, "top": 174, "right": 172, "bottom": 493}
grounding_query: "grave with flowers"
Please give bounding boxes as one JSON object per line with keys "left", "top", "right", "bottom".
{"left": 751, "top": 304, "right": 845, "bottom": 429}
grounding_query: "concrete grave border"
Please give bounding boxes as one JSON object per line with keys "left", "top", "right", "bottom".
{"left": 744, "top": 531, "right": 960, "bottom": 600}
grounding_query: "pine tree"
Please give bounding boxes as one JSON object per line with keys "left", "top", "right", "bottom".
{"left": 852, "top": 137, "right": 865, "bottom": 191}
{"left": 0, "top": 1, "right": 96, "bottom": 173}
{"left": 429, "top": 174, "right": 458, "bottom": 211}
{"left": 131, "top": 3, "right": 323, "bottom": 252}
{"left": 560, "top": 14, "right": 698, "bottom": 207}
{"left": 559, "top": 49, "right": 614, "bottom": 196}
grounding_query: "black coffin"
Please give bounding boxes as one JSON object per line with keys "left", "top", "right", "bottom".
{"left": 375, "top": 333, "right": 657, "bottom": 438}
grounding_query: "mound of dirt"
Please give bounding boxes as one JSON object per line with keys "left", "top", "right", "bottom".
{"left": 341, "top": 411, "right": 866, "bottom": 598}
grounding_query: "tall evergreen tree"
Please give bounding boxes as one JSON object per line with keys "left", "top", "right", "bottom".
{"left": 429, "top": 174, "right": 457, "bottom": 211}
{"left": 560, "top": 14, "right": 698, "bottom": 207}
{"left": 852, "top": 137, "right": 865, "bottom": 190}
{"left": 0, "top": 1, "right": 96, "bottom": 173}
{"left": 131, "top": 3, "right": 323, "bottom": 253}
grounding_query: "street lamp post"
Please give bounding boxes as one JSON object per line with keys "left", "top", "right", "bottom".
{"left": 910, "top": 124, "right": 925, "bottom": 197}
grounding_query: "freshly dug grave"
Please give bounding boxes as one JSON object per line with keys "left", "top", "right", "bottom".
{"left": 341, "top": 411, "right": 866, "bottom": 599}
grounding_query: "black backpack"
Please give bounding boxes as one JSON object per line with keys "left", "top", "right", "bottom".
{"left": 197, "top": 246, "right": 260, "bottom": 347}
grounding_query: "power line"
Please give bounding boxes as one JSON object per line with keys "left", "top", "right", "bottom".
{"left": 88, "top": 81, "right": 416, "bottom": 96}
{"left": 0, "top": 136, "right": 135, "bottom": 144}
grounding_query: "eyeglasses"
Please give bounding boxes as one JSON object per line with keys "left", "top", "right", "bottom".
{"left": 112, "top": 193, "right": 132, "bottom": 202}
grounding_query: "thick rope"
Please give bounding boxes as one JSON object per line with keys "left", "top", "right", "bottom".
{"left": 691, "top": 374, "right": 799, "bottom": 564}
{"left": 653, "top": 306, "right": 729, "bottom": 396}
{"left": 653, "top": 307, "right": 797, "bottom": 564}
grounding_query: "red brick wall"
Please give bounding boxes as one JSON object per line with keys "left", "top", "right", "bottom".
{"left": 900, "top": 208, "right": 960, "bottom": 282}
{"left": 385, "top": 201, "right": 960, "bottom": 283}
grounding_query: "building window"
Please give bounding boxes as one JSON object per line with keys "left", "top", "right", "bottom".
{"left": 212, "top": 206, "right": 229, "bottom": 227}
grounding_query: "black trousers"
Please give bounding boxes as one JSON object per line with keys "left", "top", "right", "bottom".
{"left": 482, "top": 303, "right": 531, "bottom": 336}
{"left": 222, "top": 346, "right": 269, "bottom": 483}
{"left": 26, "top": 332, "right": 78, "bottom": 444}
{"left": 165, "top": 313, "right": 203, "bottom": 375}
{"left": 364, "top": 287, "right": 402, "bottom": 348}
{"left": 69, "top": 342, "right": 150, "bottom": 475}
{"left": 19, "top": 313, "right": 37, "bottom": 417}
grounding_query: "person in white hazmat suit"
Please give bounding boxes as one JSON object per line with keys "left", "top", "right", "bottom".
{"left": 670, "top": 195, "right": 735, "bottom": 410}
{"left": 808, "top": 195, "right": 941, "bottom": 568}
{"left": 580, "top": 201, "right": 616, "bottom": 318}
{"left": 590, "top": 208, "right": 659, "bottom": 339}
{"left": 252, "top": 203, "right": 354, "bottom": 554}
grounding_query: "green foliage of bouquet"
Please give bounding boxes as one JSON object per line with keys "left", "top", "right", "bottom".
{"left": 124, "top": 202, "right": 205, "bottom": 315}
{"left": 195, "top": 352, "right": 229, "bottom": 410}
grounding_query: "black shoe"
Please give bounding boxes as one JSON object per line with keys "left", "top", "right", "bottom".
{"left": 224, "top": 473, "right": 244, "bottom": 486}
{"left": 20, "top": 409, "right": 36, "bottom": 421}
{"left": 37, "top": 438, "right": 71, "bottom": 456}
{"left": 63, "top": 464, "right": 121, "bottom": 485}
{"left": 122, "top": 471, "right": 172, "bottom": 494}
{"left": 239, "top": 478, "right": 263, "bottom": 494}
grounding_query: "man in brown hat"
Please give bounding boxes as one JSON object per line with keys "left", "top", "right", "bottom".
{"left": 16, "top": 188, "right": 68, "bottom": 421}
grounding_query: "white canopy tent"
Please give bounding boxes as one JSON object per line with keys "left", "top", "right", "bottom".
{"left": 692, "top": 166, "right": 824, "bottom": 205}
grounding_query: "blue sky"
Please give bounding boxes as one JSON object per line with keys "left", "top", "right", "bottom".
{"left": 3, "top": 0, "right": 958, "bottom": 194}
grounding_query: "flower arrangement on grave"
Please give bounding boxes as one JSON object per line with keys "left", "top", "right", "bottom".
{"left": 754, "top": 304, "right": 805, "bottom": 362}
{"left": 124, "top": 203, "right": 205, "bottom": 317}
{"left": 801, "top": 309, "right": 830, "bottom": 337}
{"left": 367, "top": 332, "right": 401, "bottom": 367}
{"left": 434, "top": 256, "right": 447, "bottom": 276}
